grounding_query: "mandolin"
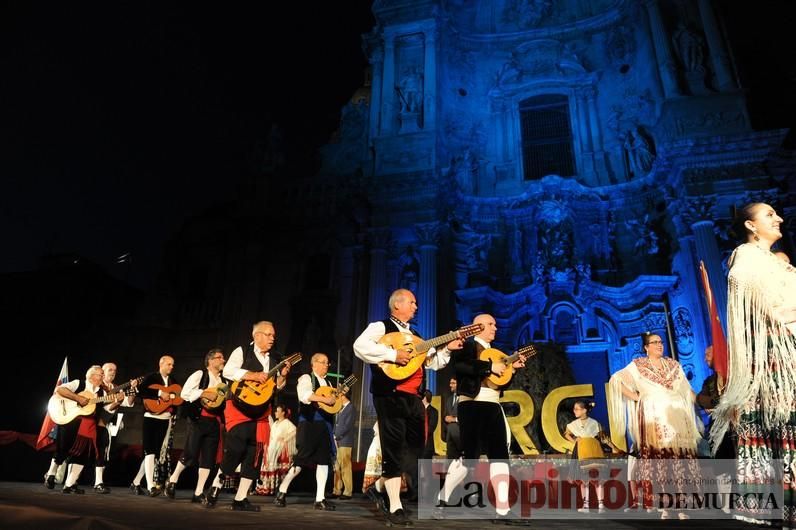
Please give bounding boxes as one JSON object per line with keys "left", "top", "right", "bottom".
{"left": 378, "top": 323, "right": 484, "bottom": 380}
{"left": 480, "top": 344, "right": 537, "bottom": 387}
{"left": 230, "top": 352, "right": 302, "bottom": 418}
{"left": 201, "top": 383, "right": 229, "bottom": 411}
{"left": 143, "top": 383, "right": 184, "bottom": 414}
{"left": 316, "top": 374, "right": 358, "bottom": 414}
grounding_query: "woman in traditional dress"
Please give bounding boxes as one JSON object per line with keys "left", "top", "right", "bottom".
{"left": 256, "top": 404, "right": 296, "bottom": 495}
{"left": 712, "top": 203, "right": 796, "bottom": 527}
{"left": 565, "top": 400, "right": 621, "bottom": 513}
{"left": 609, "top": 332, "right": 701, "bottom": 519}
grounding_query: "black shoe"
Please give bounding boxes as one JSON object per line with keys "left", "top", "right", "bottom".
{"left": 130, "top": 483, "right": 145, "bottom": 495}
{"left": 165, "top": 481, "right": 176, "bottom": 499}
{"left": 149, "top": 487, "right": 161, "bottom": 497}
{"left": 273, "top": 491, "right": 286, "bottom": 507}
{"left": 492, "top": 513, "right": 531, "bottom": 526}
{"left": 63, "top": 485, "right": 85, "bottom": 494}
{"left": 191, "top": 493, "right": 206, "bottom": 503}
{"left": 385, "top": 508, "right": 413, "bottom": 527}
{"left": 231, "top": 498, "right": 260, "bottom": 512}
{"left": 365, "top": 485, "right": 389, "bottom": 515}
{"left": 339, "top": 494, "right": 352, "bottom": 500}
{"left": 94, "top": 483, "right": 110, "bottom": 494}
{"left": 204, "top": 486, "right": 220, "bottom": 508}
{"left": 44, "top": 475, "right": 55, "bottom": 489}
{"left": 314, "top": 499, "right": 336, "bottom": 511}
{"left": 327, "top": 492, "right": 339, "bottom": 499}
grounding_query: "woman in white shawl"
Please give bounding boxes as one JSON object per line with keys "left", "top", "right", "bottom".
{"left": 256, "top": 404, "right": 297, "bottom": 495}
{"left": 609, "top": 332, "right": 701, "bottom": 519}
{"left": 712, "top": 203, "right": 796, "bottom": 527}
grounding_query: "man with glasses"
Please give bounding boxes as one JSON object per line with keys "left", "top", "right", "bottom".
{"left": 274, "top": 352, "right": 338, "bottom": 510}
{"left": 165, "top": 348, "right": 227, "bottom": 502}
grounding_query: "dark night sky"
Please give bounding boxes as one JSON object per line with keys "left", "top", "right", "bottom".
{"left": 0, "top": 1, "right": 375, "bottom": 287}
{"left": 1, "top": 1, "right": 795, "bottom": 289}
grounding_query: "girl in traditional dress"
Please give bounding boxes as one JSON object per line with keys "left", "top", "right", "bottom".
{"left": 712, "top": 203, "right": 796, "bottom": 527}
{"left": 609, "top": 332, "right": 701, "bottom": 519}
{"left": 256, "top": 404, "right": 296, "bottom": 495}
{"left": 565, "top": 400, "right": 620, "bottom": 513}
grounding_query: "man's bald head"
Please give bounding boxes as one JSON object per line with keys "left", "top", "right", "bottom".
{"left": 473, "top": 314, "right": 497, "bottom": 343}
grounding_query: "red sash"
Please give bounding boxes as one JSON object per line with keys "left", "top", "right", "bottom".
{"left": 224, "top": 400, "right": 271, "bottom": 467}
{"left": 69, "top": 416, "right": 98, "bottom": 459}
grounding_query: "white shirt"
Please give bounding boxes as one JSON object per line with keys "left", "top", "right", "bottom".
{"left": 297, "top": 372, "right": 330, "bottom": 405}
{"left": 353, "top": 320, "right": 450, "bottom": 370}
{"left": 59, "top": 379, "right": 116, "bottom": 413}
{"left": 145, "top": 373, "right": 174, "bottom": 420}
{"left": 181, "top": 369, "right": 224, "bottom": 402}
{"left": 224, "top": 345, "right": 271, "bottom": 382}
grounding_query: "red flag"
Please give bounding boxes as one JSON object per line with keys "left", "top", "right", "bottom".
{"left": 699, "top": 262, "right": 728, "bottom": 390}
{"left": 36, "top": 357, "right": 69, "bottom": 451}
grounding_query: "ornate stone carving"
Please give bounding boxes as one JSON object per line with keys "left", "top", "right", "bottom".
{"left": 624, "top": 214, "right": 659, "bottom": 255}
{"left": 397, "top": 245, "right": 419, "bottom": 292}
{"left": 622, "top": 127, "right": 656, "bottom": 177}
{"left": 451, "top": 219, "right": 492, "bottom": 289}
{"left": 672, "top": 306, "right": 695, "bottom": 355}
{"left": 414, "top": 222, "right": 441, "bottom": 247}
{"left": 605, "top": 24, "right": 636, "bottom": 66}
{"left": 503, "top": 0, "right": 553, "bottom": 30}
{"left": 672, "top": 22, "right": 706, "bottom": 73}
{"left": 644, "top": 313, "right": 666, "bottom": 332}
{"left": 397, "top": 65, "right": 423, "bottom": 132}
{"left": 681, "top": 195, "right": 716, "bottom": 227}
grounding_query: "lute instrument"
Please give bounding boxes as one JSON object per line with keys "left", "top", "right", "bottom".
{"left": 201, "top": 383, "right": 229, "bottom": 411}
{"left": 480, "top": 344, "right": 537, "bottom": 387}
{"left": 316, "top": 374, "right": 358, "bottom": 414}
{"left": 378, "top": 323, "right": 484, "bottom": 380}
{"left": 230, "top": 352, "right": 302, "bottom": 418}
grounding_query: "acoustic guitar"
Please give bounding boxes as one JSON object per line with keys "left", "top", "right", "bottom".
{"left": 480, "top": 344, "right": 537, "bottom": 387}
{"left": 378, "top": 323, "right": 484, "bottom": 380}
{"left": 230, "top": 352, "right": 302, "bottom": 418}
{"left": 201, "top": 383, "right": 229, "bottom": 411}
{"left": 143, "top": 383, "right": 184, "bottom": 414}
{"left": 48, "top": 387, "right": 134, "bottom": 425}
{"left": 316, "top": 374, "right": 358, "bottom": 415}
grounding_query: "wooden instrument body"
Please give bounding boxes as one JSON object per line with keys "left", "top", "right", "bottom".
{"left": 201, "top": 383, "right": 229, "bottom": 411}
{"left": 229, "top": 352, "right": 302, "bottom": 418}
{"left": 315, "top": 375, "right": 357, "bottom": 414}
{"left": 377, "top": 332, "right": 426, "bottom": 381}
{"left": 48, "top": 390, "right": 101, "bottom": 425}
{"left": 479, "top": 344, "right": 537, "bottom": 387}
{"left": 143, "top": 383, "right": 184, "bottom": 414}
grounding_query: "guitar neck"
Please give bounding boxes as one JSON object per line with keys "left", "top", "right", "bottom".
{"left": 505, "top": 347, "right": 535, "bottom": 364}
{"left": 417, "top": 331, "right": 459, "bottom": 352}
{"left": 91, "top": 394, "right": 119, "bottom": 405}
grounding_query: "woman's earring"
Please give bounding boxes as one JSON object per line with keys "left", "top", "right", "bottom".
{"left": 753, "top": 230, "right": 760, "bottom": 242}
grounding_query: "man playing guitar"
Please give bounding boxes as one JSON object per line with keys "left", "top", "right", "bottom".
{"left": 204, "top": 321, "right": 291, "bottom": 512}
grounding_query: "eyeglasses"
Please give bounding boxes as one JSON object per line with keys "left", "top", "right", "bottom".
{"left": 647, "top": 340, "right": 664, "bottom": 345}
{"left": 210, "top": 356, "right": 225, "bottom": 361}
{"left": 313, "top": 360, "right": 330, "bottom": 365}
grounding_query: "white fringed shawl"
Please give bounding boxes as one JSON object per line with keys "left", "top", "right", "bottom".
{"left": 711, "top": 243, "right": 796, "bottom": 453}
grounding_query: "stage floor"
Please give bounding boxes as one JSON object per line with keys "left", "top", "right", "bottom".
{"left": 0, "top": 481, "right": 758, "bottom": 529}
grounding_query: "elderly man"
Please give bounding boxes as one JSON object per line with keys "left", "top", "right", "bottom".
{"left": 92, "top": 362, "right": 135, "bottom": 494}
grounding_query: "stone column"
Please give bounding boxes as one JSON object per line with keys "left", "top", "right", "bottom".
{"left": 422, "top": 26, "right": 437, "bottom": 130}
{"left": 415, "top": 222, "right": 440, "bottom": 394}
{"left": 362, "top": 228, "right": 392, "bottom": 416}
{"left": 380, "top": 34, "right": 396, "bottom": 135}
{"left": 334, "top": 244, "right": 356, "bottom": 346}
{"left": 644, "top": 0, "right": 682, "bottom": 98}
{"left": 368, "top": 45, "right": 384, "bottom": 139}
{"left": 697, "top": 0, "right": 736, "bottom": 92}
{"left": 691, "top": 220, "right": 727, "bottom": 327}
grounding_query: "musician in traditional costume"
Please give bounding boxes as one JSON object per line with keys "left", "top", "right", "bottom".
{"left": 204, "top": 321, "right": 290, "bottom": 512}
{"left": 165, "top": 348, "right": 226, "bottom": 502}
{"left": 564, "top": 400, "right": 620, "bottom": 513}
{"left": 712, "top": 203, "right": 796, "bottom": 527}
{"left": 435, "top": 313, "right": 528, "bottom": 525}
{"left": 93, "top": 362, "right": 136, "bottom": 494}
{"left": 353, "top": 288, "right": 462, "bottom": 528}
{"left": 43, "top": 365, "right": 123, "bottom": 493}
{"left": 131, "top": 355, "right": 180, "bottom": 497}
{"left": 274, "top": 352, "right": 337, "bottom": 510}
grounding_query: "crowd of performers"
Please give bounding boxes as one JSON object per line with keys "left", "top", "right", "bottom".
{"left": 40, "top": 202, "right": 796, "bottom": 528}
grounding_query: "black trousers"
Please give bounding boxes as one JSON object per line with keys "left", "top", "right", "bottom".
{"left": 95, "top": 425, "right": 110, "bottom": 466}
{"left": 445, "top": 423, "right": 462, "bottom": 459}
{"left": 294, "top": 420, "right": 333, "bottom": 467}
{"left": 54, "top": 420, "right": 81, "bottom": 465}
{"left": 220, "top": 421, "right": 259, "bottom": 480}
{"left": 142, "top": 417, "right": 169, "bottom": 456}
{"left": 180, "top": 417, "right": 221, "bottom": 469}
{"left": 458, "top": 400, "right": 509, "bottom": 460}
{"left": 373, "top": 393, "right": 424, "bottom": 479}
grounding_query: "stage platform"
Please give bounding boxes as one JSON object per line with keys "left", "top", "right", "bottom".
{"left": 0, "top": 481, "right": 759, "bottom": 529}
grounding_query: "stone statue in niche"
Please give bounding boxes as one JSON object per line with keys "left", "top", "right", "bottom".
{"left": 672, "top": 307, "right": 695, "bottom": 355}
{"left": 397, "top": 245, "right": 420, "bottom": 292}
{"left": 535, "top": 200, "right": 575, "bottom": 273}
{"left": 449, "top": 147, "right": 478, "bottom": 195}
{"left": 397, "top": 66, "right": 423, "bottom": 113}
{"left": 605, "top": 24, "right": 636, "bottom": 67}
{"left": 451, "top": 219, "right": 492, "bottom": 288}
{"left": 672, "top": 22, "right": 706, "bottom": 73}
{"left": 624, "top": 214, "right": 659, "bottom": 256}
{"left": 623, "top": 127, "right": 656, "bottom": 177}
{"left": 506, "top": 0, "right": 553, "bottom": 29}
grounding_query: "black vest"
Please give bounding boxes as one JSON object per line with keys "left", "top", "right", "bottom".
{"left": 240, "top": 344, "right": 278, "bottom": 373}
{"left": 182, "top": 369, "right": 227, "bottom": 420}
{"left": 453, "top": 338, "right": 493, "bottom": 399}
{"left": 368, "top": 318, "right": 425, "bottom": 397}
{"left": 298, "top": 373, "right": 334, "bottom": 423}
